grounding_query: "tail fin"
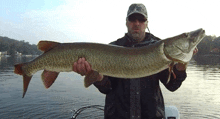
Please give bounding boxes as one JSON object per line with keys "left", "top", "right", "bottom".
{"left": 23, "top": 75, "right": 32, "bottom": 98}
{"left": 14, "top": 63, "right": 33, "bottom": 98}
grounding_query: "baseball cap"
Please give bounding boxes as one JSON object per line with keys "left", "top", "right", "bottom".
{"left": 126, "top": 3, "right": 148, "bottom": 20}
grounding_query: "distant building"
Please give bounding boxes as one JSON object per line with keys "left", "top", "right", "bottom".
{"left": 15, "top": 51, "right": 22, "bottom": 56}
{"left": 0, "top": 51, "right": 8, "bottom": 56}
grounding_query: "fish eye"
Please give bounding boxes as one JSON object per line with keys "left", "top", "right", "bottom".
{"left": 184, "top": 33, "right": 189, "bottom": 37}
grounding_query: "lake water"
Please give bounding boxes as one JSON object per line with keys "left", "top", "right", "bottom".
{"left": 0, "top": 56, "right": 219, "bottom": 119}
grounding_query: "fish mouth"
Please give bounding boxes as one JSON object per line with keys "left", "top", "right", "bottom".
{"left": 198, "top": 29, "right": 205, "bottom": 42}
{"left": 192, "top": 28, "right": 205, "bottom": 35}
{"left": 191, "top": 28, "right": 205, "bottom": 44}
{"left": 174, "top": 45, "right": 186, "bottom": 53}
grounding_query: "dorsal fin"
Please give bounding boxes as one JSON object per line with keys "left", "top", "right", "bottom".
{"left": 37, "top": 41, "right": 60, "bottom": 52}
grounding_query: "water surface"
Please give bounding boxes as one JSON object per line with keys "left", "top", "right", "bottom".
{"left": 0, "top": 56, "right": 219, "bottom": 118}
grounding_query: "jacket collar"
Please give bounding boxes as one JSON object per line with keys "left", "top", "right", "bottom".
{"left": 124, "top": 33, "right": 157, "bottom": 47}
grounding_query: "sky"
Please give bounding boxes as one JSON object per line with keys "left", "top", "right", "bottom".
{"left": 0, "top": 0, "right": 220, "bottom": 44}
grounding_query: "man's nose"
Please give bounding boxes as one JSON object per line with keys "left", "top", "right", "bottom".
{"left": 134, "top": 20, "right": 140, "bottom": 25}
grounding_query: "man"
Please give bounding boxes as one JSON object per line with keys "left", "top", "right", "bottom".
{"left": 73, "top": 3, "right": 197, "bottom": 119}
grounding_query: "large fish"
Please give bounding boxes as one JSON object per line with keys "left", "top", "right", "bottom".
{"left": 14, "top": 28, "right": 205, "bottom": 98}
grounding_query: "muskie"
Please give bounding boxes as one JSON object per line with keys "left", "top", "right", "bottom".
{"left": 14, "top": 28, "right": 205, "bottom": 98}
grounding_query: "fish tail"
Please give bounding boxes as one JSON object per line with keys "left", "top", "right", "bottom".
{"left": 14, "top": 63, "right": 32, "bottom": 98}
{"left": 22, "top": 75, "right": 32, "bottom": 98}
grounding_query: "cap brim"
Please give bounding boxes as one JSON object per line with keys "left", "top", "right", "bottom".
{"left": 127, "top": 11, "right": 147, "bottom": 19}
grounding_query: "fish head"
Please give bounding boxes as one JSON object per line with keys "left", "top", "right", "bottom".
{"left": 164, "top": 28, "right": 205, "bottom": 63}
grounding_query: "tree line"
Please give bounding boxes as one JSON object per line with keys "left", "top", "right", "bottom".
{"left": 0, "top": 36, "right": 42, "bottom": 55}
{"left": 194, "top": 35, "right": 220, "bottom": 64}
{"left": 197, "top": 35, "right": 220, "bottom": 55}
{"left": 0, "top": 34, "right": 219, "bottom": 56}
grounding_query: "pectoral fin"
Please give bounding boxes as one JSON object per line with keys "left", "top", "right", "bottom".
{"left": 41, "top": 70, "right": 59, "bottom": 89}
{"left": 166, "top": 62, "right": 176, "bottom": 84}
{"left": 84, "top": 70, "right": 101, "bottom": 88}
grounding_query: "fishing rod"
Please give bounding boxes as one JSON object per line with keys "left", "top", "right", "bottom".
{"left": 71, "top": 105, "right": 104, "bottom": 119}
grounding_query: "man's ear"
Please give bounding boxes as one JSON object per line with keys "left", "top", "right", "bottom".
{"left": 126, "top": 20, "right": 128, "bottom": 28}
{"left": 145, "top": 20, "right": 148, "bottom": 29}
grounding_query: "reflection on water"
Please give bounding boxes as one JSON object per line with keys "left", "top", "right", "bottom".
{"left": 193, "top": 54, "right": 220, "bottom": 65}
{"left": 0, "top": 56, "right": 105, "bottom": 118}
{"left": 0, "top": 57, "right": 220, "bottom": 118}
{"left": 161, "top": 60, "right": 220, "bottom": 119}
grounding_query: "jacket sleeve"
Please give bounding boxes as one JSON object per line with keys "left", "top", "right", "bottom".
{"left": 159, "top": 65, "right": 187, "bottom": 92}
{"left": 93, "top": 76, "right": 112, "bottom": 94}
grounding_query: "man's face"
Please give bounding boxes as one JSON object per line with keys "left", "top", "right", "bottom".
{"left": 126, "top": 13, "right": 148, "bottom": 41}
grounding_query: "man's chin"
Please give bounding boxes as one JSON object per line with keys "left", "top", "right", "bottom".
{"left": 131, "top": 33, "right": 140, "bottom": 39}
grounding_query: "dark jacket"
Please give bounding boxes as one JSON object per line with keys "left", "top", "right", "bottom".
{"left": 94, "top": 33, "right": 187, "bottom": 119}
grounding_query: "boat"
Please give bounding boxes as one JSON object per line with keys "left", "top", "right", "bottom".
{"left": 165, "top": 105, "right": 180, "bottom": 119}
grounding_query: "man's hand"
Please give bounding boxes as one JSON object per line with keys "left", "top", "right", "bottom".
{"left": 175, "top": 47, "right": 198, "bottom": 71}
{"left": 73, "top": 57, "right": 103, "bottom": 81}
{"left": 73, "top": 57, "right": 92, "bottom": 76}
